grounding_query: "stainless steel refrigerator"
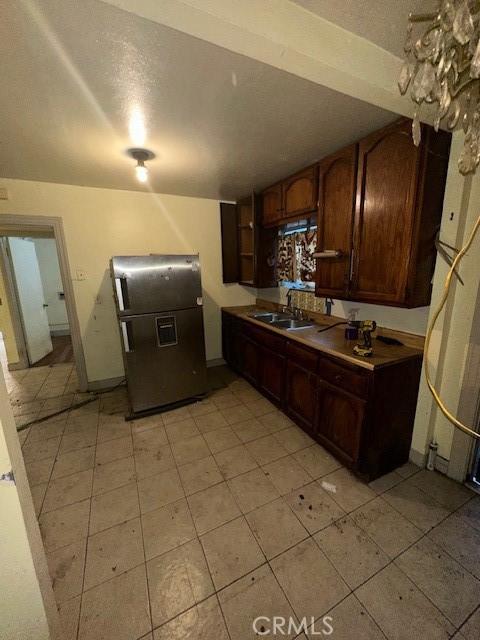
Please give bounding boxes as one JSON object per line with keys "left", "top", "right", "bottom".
{"left": 110, "top": 254, "right": 208, "bottom": 417}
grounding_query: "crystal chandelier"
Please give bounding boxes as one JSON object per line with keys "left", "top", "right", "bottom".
{"left": 399, "top": 0, "right": 480, "bottom": 174}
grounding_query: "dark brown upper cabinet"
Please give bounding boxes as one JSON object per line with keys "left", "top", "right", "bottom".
{"left": 315, "top": 118, "right": 450, "bottom": 308}
{"left": 220, "top": 202, "right": 239, "bottom": 283}
{"left": 351, "top": 119, "right": 450, "bottom": 307}
{"left": 220, "top": 194, "right": 277, "bottom": 289}
{"left": 261, "top": 164, "right": 318, "bottom": 227}
{"left": 316, "top": 145, "right": 357, "bottom": 299}
{"left": 261, "top": 182, "right": 283, "bottom": 226}
{"left": 282, "top": 164, "right": 318, "bottom": 220}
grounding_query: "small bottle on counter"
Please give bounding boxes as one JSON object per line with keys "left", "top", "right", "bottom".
{"left": 345, "top": 308, "right": 360, "bottom": 340}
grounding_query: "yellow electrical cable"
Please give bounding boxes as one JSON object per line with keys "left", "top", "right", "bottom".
{"left": 424, "top": 212, "right": 480, "bottom": 439}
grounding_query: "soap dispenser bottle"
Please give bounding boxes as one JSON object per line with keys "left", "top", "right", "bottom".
{"left": 345, "top": 308, "right": 360, "bottom": 340}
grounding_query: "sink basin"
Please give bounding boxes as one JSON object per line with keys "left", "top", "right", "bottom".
{"left": 270, "top": 318, "right": 314, "bottom": 330}
{"left": 249, "top": 311, "right": 292, "bottom": 323}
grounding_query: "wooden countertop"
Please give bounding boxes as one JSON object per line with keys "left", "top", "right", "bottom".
{"left": 222, "top": 305, "right": 424, "bottom": 371}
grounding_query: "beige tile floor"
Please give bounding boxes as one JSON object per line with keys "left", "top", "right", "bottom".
{"left": 6, "top": 362, "right": 480, "bottom": 640}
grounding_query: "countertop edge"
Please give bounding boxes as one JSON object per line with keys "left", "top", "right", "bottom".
{"left": 221, "top": 306, "right": 424, "bottom": 371}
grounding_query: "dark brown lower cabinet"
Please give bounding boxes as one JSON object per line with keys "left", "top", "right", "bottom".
{"left": 315, "top": 380, "right": 365, "bottom": 466}
{"left": 240, "top": 334, "right": 259, "bottom": 386}
{"left": 222, "top": 311, "right": 422, "bottom": 480}
{"left": 259, "top": 348, "right": 285, "bottom": 404}
{"left": 286, "top": 360, "right": 317, "bottom": 435}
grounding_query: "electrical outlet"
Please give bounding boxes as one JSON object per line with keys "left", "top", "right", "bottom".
{"left": 0, "top": 187, "right": 8, "bottom": 200}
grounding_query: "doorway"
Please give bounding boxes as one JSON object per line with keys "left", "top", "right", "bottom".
{"left": 0, "top": 214, "right": 87, "bottom": 391}
{"left": 2, "top": 235, "right": 74, "bottom": 368}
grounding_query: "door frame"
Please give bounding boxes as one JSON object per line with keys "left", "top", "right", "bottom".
{"left": 0, "top": 214, "right": 88, "bottom": 392}
{"left": 0, "top": 238, "right": 30, "bottom": 370}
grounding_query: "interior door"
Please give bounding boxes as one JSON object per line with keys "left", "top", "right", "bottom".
{"left": 8, "top": 238, "right": 52, "bottom": 364}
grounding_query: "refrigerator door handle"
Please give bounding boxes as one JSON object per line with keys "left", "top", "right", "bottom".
{"left": 121, "top": 321, "right": 134, "bottom": 352}
{"left": 115, "top": 277, "right": 130, "bottom": 311}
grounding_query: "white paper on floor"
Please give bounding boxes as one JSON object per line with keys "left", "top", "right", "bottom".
{"left": 321, "top": 481, "right": 337, "bottom": 493}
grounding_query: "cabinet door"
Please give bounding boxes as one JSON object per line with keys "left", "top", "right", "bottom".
{"left": 241, "top": 334, "right": 259, "bottom": 386}
{"left": 225, "top": 320, "right": 242, "bottom": 372}
{"left": 286, "top": 360, "right": 317, "bottom": 435}
{"left": 283, "top": 165, "right": 318, "bottom": 219}
{"left": 259, "top": 348, "right": 285, "bottom": 405}
{"left": 351, "top": 120, "right": 420, "bottom": 304}
{"left": 316, "top": 145, "right": 357, "bottom": 298}
{"left": 315, "top": 380, "right": 365, "bottom": 466}
{"left": 262, "top": 183, "right": 283, "bottom": 226}
{"left": 220, "top": 202, "right": 239, "bottom": 283}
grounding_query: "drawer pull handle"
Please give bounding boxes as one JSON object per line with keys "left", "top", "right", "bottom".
{"left": 335, "top": 374, "right": 343, "bottom": 383}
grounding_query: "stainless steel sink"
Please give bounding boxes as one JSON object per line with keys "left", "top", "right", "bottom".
{"left": 249, "top": 311, "right": 292, "bottom": 323}
{"left": 270, "top": 318, "right": 314, "bottom": 330}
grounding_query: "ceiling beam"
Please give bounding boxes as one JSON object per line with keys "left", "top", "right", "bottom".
{"left": 100, "top": 0, "right": 413, "bottom": 118}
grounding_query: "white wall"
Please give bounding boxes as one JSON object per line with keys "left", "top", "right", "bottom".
{"left": 261, "top": 285, "right": 430, "bottom": 336}
{"left": 33, "top": 238, "right": 69, "bottom": 334}
{"left": 0, "top": 368, "right": 60, "bottom": 640}
{"left": 411, "top": 131, "right": 480, "bottom": 465}
{"left": 0, "top": 179, "right": 256, "bottom": 383}
{"left": 0, "top": 264, "right": 19, "bottom": 364}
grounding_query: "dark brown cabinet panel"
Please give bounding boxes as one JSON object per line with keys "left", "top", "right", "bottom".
{"left": 259, "top": 348, "right": 285, "bottom": 405}
{"left": 315, "top": 380, "right": 365, "bottom": 465}
{"left": 222, "top": 313, "right": 242, "bottom": 372}
{"left": 350, "top": 119, "right": 450, "bottom": 307}
{"left": 283, "top": 165, "right": 318, "bottom": 220}
{"left": 220, "top": 202, "right": 239, "bottom": 283}
{"left": 240, "top": 334, "right": 259, "bottom": 386}
{"left": 286, "top": 360, "right": 317, "bottom": 434}
{"left": 316, "top": 145, "right": 357, "bottom": 298}
{"left": 262, "top": 183, "right": 283, "bottom": 226}
{"left": 352, "top": 120, "right": 420, "bottom": 304}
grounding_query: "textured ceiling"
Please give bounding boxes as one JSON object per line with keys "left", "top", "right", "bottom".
{"left": 291, "top": 0, "right": 439, "bottom": 58}
{"left": 1, "top": 0, "right": 400, "bottom": 199}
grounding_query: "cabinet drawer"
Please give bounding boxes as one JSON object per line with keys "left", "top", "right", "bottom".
{"left": 286, "top": 341, "right": 319, "bottom": 373}
{"left": 319, "top": 357, "right": 370, "bottom": 398}
{"left": 243, "top": 321, "right": 286, "bottom": 354}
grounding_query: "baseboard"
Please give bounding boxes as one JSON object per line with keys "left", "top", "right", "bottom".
{"left": 409, "top": 448, "right": 426, "bottom": 468}
{"left": 435, "top": 455, "right": 449, "bottom": 475}
{"left": 207, "top": 358, "right": 226, "bottom": 368}
{"left": 7, "top": 361, "right": 25, "bottom": 372}
{"left": 87, "top": 376, "right": 125, "bottom": 392}
{"left": 50, "top": 328, "right": 71, "bottom": 337}
{"left": 409, "top": 447, "right": 450, "bottom": 475}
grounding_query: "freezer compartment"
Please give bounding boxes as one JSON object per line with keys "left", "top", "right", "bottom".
{"left": 119, "top": 307, "right": 207, "bottom": 414}
{"left": 111, "top": 254, "right": 202, "bottom": 315}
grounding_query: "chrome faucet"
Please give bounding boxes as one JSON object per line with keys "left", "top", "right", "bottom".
{"left": 325, "top": 297, "right": 334, "bottom": 316}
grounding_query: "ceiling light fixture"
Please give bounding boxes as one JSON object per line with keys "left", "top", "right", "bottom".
{"left": 127, "top": 148, "right": 155, "bottom": 184}
{"left": 399, "top": 1, "right": 480, "bottom": 175}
